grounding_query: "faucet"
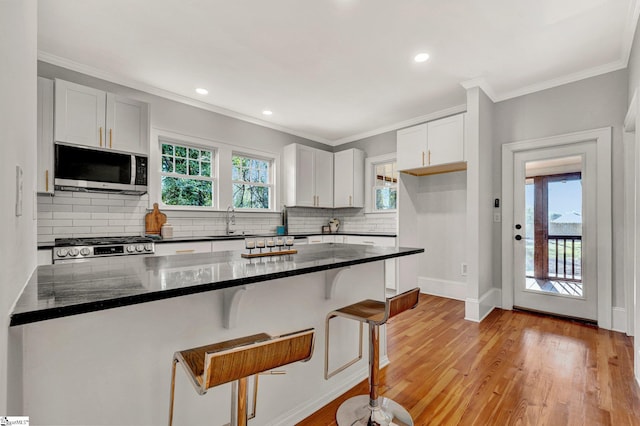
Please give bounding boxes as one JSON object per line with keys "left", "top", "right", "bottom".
{"left": 226, "top": 205, "right": 236, "bottom": 235}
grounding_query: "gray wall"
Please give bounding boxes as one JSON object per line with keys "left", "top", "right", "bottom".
{"left": 492, "top": 69, "right": 629, "bottom": 307}
{"left": 1, "top": 0, "right": 37, "bottom": 413}
{"left": 628, "top": 18, "right": 640, "bottom": 105}
{"left": 335, "top": 130, "right": 396, "bottom": 157}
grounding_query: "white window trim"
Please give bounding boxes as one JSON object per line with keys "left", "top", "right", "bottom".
{"left": 150, "top": 128, "right": 280, "bottom": 212}
{"left": 231, "top": 151, "right": 275, "bottom": 211}
{"left": 364, "top": 152, "right": 397, "bottom": 214}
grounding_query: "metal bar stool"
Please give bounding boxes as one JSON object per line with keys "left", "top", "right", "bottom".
{"left": 325, "top": 288, "right": 420, "bottom": 426}
{"left": 169, "top": 328, "right": 315, "bottom": 426}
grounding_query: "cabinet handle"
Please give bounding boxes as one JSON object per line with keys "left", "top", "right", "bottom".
{"left": 109, "top": 128, "right": 113, "bottom": 148}
{"left": 99, "top": 127, "right": 103, "bottom": 147}
{"left": 45, "top": 169, "right": 49, "bottom": 192}
{"left": 175, "top": 249, "right": 196, "bottom": 254}
{"left": 428, "top": 149, "right": 431, "bottom": 165}
{"left": 422, "top": 151, "right": 425, "bottom": 166}
{"left": 349, "top": 195, "right": 352, "bottom": 206}
{"left": 362, "top": 241, "right": 375, "bottom": 245}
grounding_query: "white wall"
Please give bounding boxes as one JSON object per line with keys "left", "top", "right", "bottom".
{"left": 492, "top": 69, "right": 628, "bottom": 308}
{"left": 0, "top": 0, "right": 37, "bottom": 414}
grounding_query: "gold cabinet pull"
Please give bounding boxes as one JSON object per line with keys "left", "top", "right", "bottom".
{"left": 109, "top": 128, "right": 113, "bottom": 148}
{"left": 422, "top": 151, "right": 425, "bottom": 166}
{"left": 428, "top": 149, "right": 431, "bottom": 165}
{"left": 349, "top": 195, "right": 352, "bottom": 206}
{"left": 45, "top": 169, "right": 49, "bottom": 192}
{"left": 175, "top": 249, "right": 196, "bottom": 254}
{"left": 317, "top": 195, "right": 319, "bottom": 206}
{"left": 99, "top": 127, "right": 103, "bottom": 147}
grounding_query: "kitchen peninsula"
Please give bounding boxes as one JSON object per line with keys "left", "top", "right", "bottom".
{"left": 12, "top": 243, "right": 422, "bottom": 425}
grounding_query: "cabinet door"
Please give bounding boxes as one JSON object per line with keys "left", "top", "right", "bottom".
{"left": 54, "top": 79, "right": 106, "bottom": 148}
{"left": 307, "top": 235, "right": 323, "bottom": 244}
{"left": 426, "top": 114, "right": 464, "bottom": 166}
{"left": 396, "top": 123, "right": 427, "bottom": 170}
{"left": 154, "top": 241, "right": 212, "bottom": 256}
{"left": 106, "top": 94, "right": 149, "bottom": 154}
{"left": 37, "top": 78, "right": 55, "bottom": 194}
{"left": 314, "top": 149, "right": 334, "bottom": 208}
{"left": 333, "top": 150, "right": 352, "bottom": 207}
{"left": 212, "top": 240, "right": 245, "bottom": 252}
{"left": 295, "top": 145, "right": 316, "bottom": 207}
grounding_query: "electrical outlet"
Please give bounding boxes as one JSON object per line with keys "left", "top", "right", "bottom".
{"left": 461, "top": 263, "right": 468, "bottom": 276}
{"left": 493, "top": 212, "right": 501, "bottom": 222}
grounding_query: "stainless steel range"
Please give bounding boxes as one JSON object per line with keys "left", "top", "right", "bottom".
{"left": 54, "top": 236, "right": 155, "bottom": 263}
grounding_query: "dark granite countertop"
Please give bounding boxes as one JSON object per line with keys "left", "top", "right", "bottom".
{"left": 36, "top": 232, "right": 397, "bottom": 249}
{"left": 13, "top": 243, "right": 421, "bottom": 326}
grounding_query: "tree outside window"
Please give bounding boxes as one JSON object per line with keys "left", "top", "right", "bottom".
{"left": 232, "top": 154, "right": 272, "bottom": 209}
{"left": 160, "top": 141, "right": 215, "bottom": 207}
{"left": 374, "top": 161, "right": 397, "bottom": 211}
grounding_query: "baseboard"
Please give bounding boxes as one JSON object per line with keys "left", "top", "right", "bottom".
{"left": 465, "top": 288, "right": 502, "bottom": 322}
{"left": 612, "top": 307, "right": 627, "bottom": 333}
{"left": 418, "top": 276, "right": 466, "bottom": 301}
{"left": 266, "top": 356, "right": 389, "bottom": 425}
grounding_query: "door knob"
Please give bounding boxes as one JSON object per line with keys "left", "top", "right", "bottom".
{"left": 515, "top": 235, "right": 522, "bottom": 241}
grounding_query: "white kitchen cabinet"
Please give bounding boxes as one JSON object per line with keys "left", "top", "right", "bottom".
{"left": 37, "top": 77, "right": 55, "bottom": 194}
{"left": 396, "top": 113, "right": 465, "bottom": 175}
{"left": 397, "top": 123, "right": 427, "bottom": 171}
{"left": 307, "top": 235, "right": 324, "bottom": 244}
{"left": 153, "top": 241, "right": 212, "bottom": 256}
{"left": 54, "top": 79, "right": 149, "bottom": 154}
{"left": 334, "top": 148, "right": 365, "bottom": 208}
{"left": 37, "top": 249, "right": 53, "bottom": 266}
{"left": 212, "top": 240, "right": 245, "bottom": 252}
{"left": 427, "top": 113, "right": 464, "bottom": 167}
{"left": 341, "top": 236, "right": 397, "bottom": 291}
{"left": 283, "top": 144, "right": 333, "bottom": 208}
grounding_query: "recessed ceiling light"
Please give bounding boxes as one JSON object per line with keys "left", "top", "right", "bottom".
{"left": 262, "top": 110, "right": 273, "bottom": 116}
{"left": 195, "top": 88, "right": 208, "bottom": 95}
{"left": 414, "top": 53, "right": 430, "bottom": 63}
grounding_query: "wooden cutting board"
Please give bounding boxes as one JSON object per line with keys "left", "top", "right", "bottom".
{"left": 145, "top": 203, "right": 167, "bottom": 235}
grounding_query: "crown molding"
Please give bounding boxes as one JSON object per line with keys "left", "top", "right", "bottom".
{"left": 460, "top": 77, "right": 497, "bottom": 102}
{"left": 37, "top": 51, "right": 333, "bottom": 146}
{"left": 330, "top": 104, "right": 467, "bottom": 146}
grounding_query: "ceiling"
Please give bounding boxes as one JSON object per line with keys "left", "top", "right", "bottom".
{"left": 37, "top": 0, "right": 639, "bottom": 145}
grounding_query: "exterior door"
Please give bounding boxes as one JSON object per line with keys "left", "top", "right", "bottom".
{"left": 512, "top": 142, "right": 598, "bottom": 321}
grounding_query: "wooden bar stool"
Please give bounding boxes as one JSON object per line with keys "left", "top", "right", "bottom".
{"left": 169, "top": 328, "right": 315, "bottom": 426}
{"left": 325, "top": 288, "right": 420, "bottom": 426}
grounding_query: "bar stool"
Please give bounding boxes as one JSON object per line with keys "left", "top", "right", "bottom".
{"left": 325, "top": 288, "right": 420, "bottom": 426}
{"left": 169, "top": 328, "right": 315, "bottom": 426}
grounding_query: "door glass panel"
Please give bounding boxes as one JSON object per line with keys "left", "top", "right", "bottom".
{"left": 523, "top": 156, "right": 583, "bottom": 297}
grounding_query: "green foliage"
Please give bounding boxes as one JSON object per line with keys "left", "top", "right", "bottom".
{"left": 232, "top": 155, "right": 271, "bottom": 209}
{"left": 162, "top": 176, "right": 212, "bottom": 207}
{"left": 161, "top": 142, "right": 214, "bottom": 207}
{"left": 375, "top": 187, "right": 397, "bottom": 210}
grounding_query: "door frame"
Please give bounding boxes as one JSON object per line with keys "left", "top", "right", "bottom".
{"left": 502, "top": 127, "right": 612, "bottom": 329}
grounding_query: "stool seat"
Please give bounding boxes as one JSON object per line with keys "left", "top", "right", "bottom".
{"left": 331, "top": 299, "right": 386, "bottom": 323}
{"left": 169, "top": 328, "right": 315, "bottom": 426}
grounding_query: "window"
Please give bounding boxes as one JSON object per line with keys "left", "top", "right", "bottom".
{"left": 232, "top": 154, "right": 273, "bottom": 209}
{"left": 160, "top": 141, "right": 215, "bottom": 208}
{"left": 373, "top": 160, "right": 397, "bottom": 211}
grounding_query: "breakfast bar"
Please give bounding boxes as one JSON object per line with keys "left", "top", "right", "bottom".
{"left": 11, "top": 243, "right": 422, "bottom": 425}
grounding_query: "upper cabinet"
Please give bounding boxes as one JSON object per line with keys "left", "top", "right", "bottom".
{"left": 54, "top": 79, "right": 149, "bottom": 154}
{"left": 396, "top": 113, "right": 465, "bottom": 176}
{"left": 283, "top": 144, "right": 334, "bottom": 208}
{"left": 37, "top": 77, "right": 55, "bottom": 195}
{"left": 334, "top": 148, "right": 365, "bottom": 208}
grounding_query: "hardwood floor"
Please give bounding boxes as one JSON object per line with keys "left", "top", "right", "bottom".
{"left": 297, "top": 294, "right": 640, "bottom": 426}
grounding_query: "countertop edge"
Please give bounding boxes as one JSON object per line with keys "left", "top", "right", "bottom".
{"left": 11, "top": 247, "right": 422, "bottom": 326}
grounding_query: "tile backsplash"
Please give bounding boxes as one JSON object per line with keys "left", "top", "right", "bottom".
{"left": 37, "top": 192, "right": 397, "bottom": 243}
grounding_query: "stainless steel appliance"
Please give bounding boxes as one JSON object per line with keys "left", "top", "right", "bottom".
{"left": 53, "top": 236, "right": 155, "bottom": 263}
{"left": 54, "top": 143, "right": 148, "bottom": 195}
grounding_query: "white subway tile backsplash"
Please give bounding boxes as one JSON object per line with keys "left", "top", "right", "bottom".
{"left": 91, "top": 198, "right": 125, "bottom": 206}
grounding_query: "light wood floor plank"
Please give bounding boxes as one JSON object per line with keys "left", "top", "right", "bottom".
{"left": 297, "top": 294, "right": 640, "bottom": 426}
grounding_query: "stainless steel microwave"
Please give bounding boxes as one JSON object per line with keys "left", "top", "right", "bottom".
{"left": 54, "top": 143, "right": 148, "bottom": 195}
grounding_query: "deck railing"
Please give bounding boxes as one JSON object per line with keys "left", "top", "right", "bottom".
{"left": 547, "top": 235, "right": 582, "bottom": 281}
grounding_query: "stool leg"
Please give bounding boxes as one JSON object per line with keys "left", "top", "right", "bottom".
{"left": 335, "top": 323, "right": 414, "bottom": 426}
{"left": 168, "top": 358, "right": 178, "bottom": 426}
{"left": 231, "top": 378, "right": 249, "bottom": 426}
{"left": 369, "top": 323, "right": 380, "bottom": 407}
